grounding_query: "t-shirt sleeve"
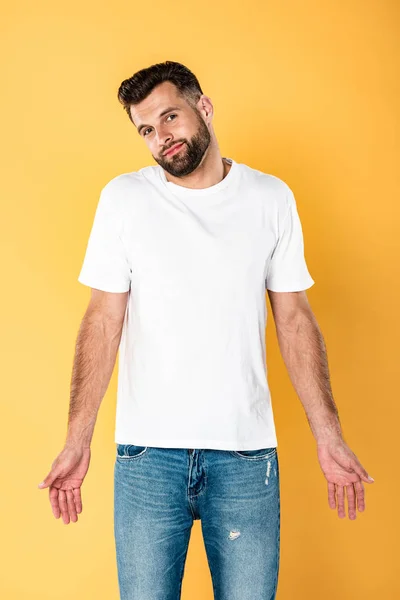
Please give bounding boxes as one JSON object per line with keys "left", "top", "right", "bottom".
{"left": 77, "top": 183, "right": 131, "bottom": 293}
{"left": 265, "top": 187, "right": 315, "bottom": 292}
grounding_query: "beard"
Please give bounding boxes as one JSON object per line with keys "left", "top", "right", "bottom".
{"left": 153, "top": 110, "right": 211, "bottom": 178}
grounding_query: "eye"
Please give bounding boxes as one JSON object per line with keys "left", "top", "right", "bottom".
{"left": 143, "top": 114, "right": 177, "bottom": 137}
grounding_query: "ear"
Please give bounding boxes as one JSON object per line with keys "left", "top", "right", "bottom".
{"left": 198, "top": 95, "right": 214, "bottom": 121}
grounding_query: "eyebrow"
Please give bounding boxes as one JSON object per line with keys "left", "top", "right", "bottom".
{"left": 136, "top": 106, "right": 182, "bottom": 135}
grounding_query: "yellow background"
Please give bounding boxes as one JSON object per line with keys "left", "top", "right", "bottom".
{"left": 1, "top": 0, "right": 398, "bottom": 598}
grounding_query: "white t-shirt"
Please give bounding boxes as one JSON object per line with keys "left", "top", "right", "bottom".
{"left": 77, "top": 157, "right": 315, "bottom": 450}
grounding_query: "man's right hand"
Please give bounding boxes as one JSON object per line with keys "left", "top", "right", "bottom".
{"left": 37, "top": 444, "right": 91, "bottom": 524}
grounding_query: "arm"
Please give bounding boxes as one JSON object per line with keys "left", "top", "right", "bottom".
{"left": 267, "top": 289, "right": 342, "bottom": 445}
{"left": 38, "top": 179, "right": 132, "bottom": 522}
{"left": 38, "top": 288, "right": 129, "bottom": 524}
{"left": 65, "top": 288, "right": 129, "bottom": 449}
{"left": 267, "top": 289, "right": 374, "bottom": 520}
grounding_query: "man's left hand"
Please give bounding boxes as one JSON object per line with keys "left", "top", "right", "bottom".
{"left": 316, "top": 439, "right": 375, "bottom": 520}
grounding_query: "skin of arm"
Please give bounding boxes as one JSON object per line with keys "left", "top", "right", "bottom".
{"left": 37, "top": 289, "right": 129, "bottom": 524}
{"left": 267, "top": 289, "right": 375, "bottom": 520}
{"left": 267, "top": 289, "right": 342, "bottom": 445}
{"left": 65, "top": 288, "right": 129, "bottom": 449}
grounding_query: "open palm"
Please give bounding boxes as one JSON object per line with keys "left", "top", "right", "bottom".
{"left": 317, "top": 440, "right": 374, "bottom": 520}
{"left": 38, "top": 445, "right": 91, "bottom": 524}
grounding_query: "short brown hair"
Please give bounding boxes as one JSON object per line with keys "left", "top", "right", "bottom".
{"left": 117, "top": 60, "right": 204, "bottom": 123}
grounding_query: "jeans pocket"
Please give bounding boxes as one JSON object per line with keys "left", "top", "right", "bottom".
{"left": 116, "top": 444, "right": 148, "bottom": 460}
{"left": 229, "top": 447, "right": 277, "bottom": 460}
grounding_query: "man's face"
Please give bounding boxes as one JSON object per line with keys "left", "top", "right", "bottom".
{"left": 130, "top": 81, "right": 211, "bottom": 177}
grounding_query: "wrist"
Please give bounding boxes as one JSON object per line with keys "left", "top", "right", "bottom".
{"left": 65, "top": 429, "right": 93, "bottom": 450}
{"left": 313, "top": 416, "right": 343, "bottom": 445}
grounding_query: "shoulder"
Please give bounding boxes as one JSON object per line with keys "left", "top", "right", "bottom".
{"left": 239, "top": 163, "right": 295, "bottom": 215}
{"left": 101, "top": 168, "right": 150, "bottom": 196}
{"left": 97, "top": 166, "right": 156, "bottom": 211}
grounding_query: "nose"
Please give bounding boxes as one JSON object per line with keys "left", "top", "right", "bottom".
{"left": 158, "top": 138, "right": 173, "bottom": 154}
{"left": 156, "top": 125, "right": 172, "bottom": 146}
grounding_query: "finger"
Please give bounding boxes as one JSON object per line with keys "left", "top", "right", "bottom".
{"left": 49, "top": 486, "right": 61, "bottom": 519}
{"left": 58, "top": 490, "right": 70, "bottom": 524}
{"left": 38, "top": 470, "right": 58, "bottom": 489}
{"left": 328, "top": 482, "right": 336, "bottom": 509}
{"left": 72, "top": 487, "right": 83, "bottom": 514}
{"left": 354, "top": 480, "right": 365, "bottom": 512}
{"left": 66, "top": 489, "right": 78, "bottom": 523}
{"left": 345, "top": 484, "right": 357, "bottom": 520}
{"left": 336, "top": 485, "right": 345, "bottom": 518}
{"left": 349, "top": 460, "right": 374, "bottom": 484}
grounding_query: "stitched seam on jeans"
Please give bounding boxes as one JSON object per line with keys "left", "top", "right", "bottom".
{"left": 116, "top": 448, "right": 148, "bottom": 459}
{"left": 229, "top": 448, "right": 277, "bottom": 460}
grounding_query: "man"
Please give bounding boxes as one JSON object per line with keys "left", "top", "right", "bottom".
{"left": 38, "top": 60, "right": 374, "bottom": 599}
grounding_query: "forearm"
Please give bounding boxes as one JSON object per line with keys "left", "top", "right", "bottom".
{"left": 275, "top": 312, "right": 343, "bottom": 445}
{"left": 65, "top": 310, "right": 122, "bottom": 448}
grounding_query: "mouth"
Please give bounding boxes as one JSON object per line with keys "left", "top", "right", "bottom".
{"left": 163, "top": 142, "right": 185, "bottom": 156}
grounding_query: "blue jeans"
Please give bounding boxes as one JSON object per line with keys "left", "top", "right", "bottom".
{"left": 114, "top": 445, "right": 280, "bottom": 600}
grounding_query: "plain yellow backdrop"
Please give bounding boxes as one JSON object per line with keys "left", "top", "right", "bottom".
{"left": 1, "top": 0, "right": 398, "bottom": 598}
